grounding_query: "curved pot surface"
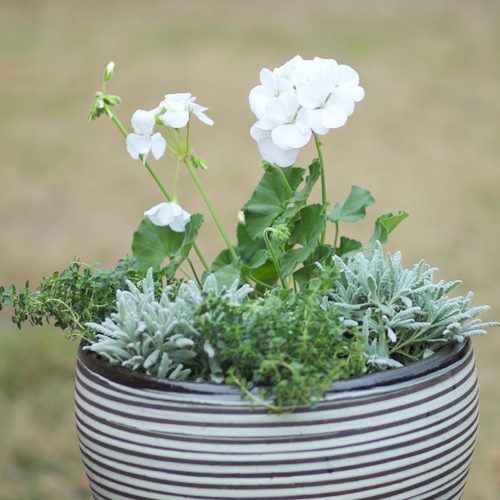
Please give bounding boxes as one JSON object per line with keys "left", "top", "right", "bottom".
{"left": 75, "top": 340, "right": 478, "bottom": 499}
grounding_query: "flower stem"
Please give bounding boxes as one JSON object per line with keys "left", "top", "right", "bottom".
{"left": 314, "top": 133, "right": 327, "bottom": 244}
{"left": 183, "top": 157, "right": 238, "bottom": 260}
{"left": 263, "top": 228, "right": 287, "bottom": 289}
{"left": 103, "top": 105, "right": 210, "bottom": 273}
{"left": 272, "top": 164, "right": 293, "bottom": 197}
{"left": 333, "top": 221, "right": 339, "bottom": 253}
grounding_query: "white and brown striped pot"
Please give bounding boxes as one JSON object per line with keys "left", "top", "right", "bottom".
{"left": 75, "top": 339, "right": 478, "bottom": 500}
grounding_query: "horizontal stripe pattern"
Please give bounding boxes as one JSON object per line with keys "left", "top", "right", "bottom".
{"left": 75, "top": 342, "right": 478, "bottom": 499}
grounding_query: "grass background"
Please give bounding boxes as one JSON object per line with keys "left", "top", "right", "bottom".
{"left": 0, "top": 0, "right": 499, "bottom": 497}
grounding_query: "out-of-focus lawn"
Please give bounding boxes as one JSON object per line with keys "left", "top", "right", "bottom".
{"left": 0, "top": 0, "right": 499, "bottom": 498}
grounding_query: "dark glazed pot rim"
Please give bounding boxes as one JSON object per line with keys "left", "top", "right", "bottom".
{"left": 77, "top": 338, "right": 471, "bottom": 396}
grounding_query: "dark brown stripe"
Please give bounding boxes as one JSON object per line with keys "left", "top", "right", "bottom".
{"left": 78, "top": 427, "right": 477, "bottom": 492}
{"left": 75, "top": 402, "right": 478, "bottom": 472}
{"left": 74, "top": 379, "right": 478, "bottom": 450}
{"left": 74, "top": 360, "right": 476, "bottom": 430}
{"left": 78, "top": 420, "right": 477, "bottom": 488}
{"left": 76, "top": 346, "right": 474, "bottom": 414}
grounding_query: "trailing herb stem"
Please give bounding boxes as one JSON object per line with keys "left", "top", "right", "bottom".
{"left": 314, "top": 133, "right": 327, "bottom": 245}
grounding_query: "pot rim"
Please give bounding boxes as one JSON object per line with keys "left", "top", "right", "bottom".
{"left": 77, "top": 338, "right": 471, "bottom": 396}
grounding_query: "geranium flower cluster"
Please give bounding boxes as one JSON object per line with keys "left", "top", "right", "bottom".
{"left": 126, "top": 93, "right": 213, "bottom": 163}
{"left": 249, "top": 55, "right": 364, "bottom": 167}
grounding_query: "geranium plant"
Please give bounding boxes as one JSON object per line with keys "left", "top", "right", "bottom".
{"left": 1, "top": 56, "right": 497, "bottom": 411}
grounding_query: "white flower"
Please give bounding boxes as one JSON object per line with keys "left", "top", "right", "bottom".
{"left": 144, "top": 202, "right": 191, "bottom": 232}
{"left": 249, "top": 55, "right": 364, "bottom": 166}
{"left": 156, "top": 93, "right": 214, "bottom": 128}
{"left": 126, "top": 110, "right": 166, "bottom": 162}
{"left": 250, "top": 124, "right": 299, "bottom": 168}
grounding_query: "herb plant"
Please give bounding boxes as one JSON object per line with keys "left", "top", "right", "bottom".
{"left": 0, "top": 256, "right": 170, "bottom": 340}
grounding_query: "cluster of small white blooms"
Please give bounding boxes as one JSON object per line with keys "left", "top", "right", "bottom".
{"left": 144, "top": 202, "right": 191, "bottom": 232}
{"left": 126, "top": 93, "right": 213, "bottom": 163}
{"left": 249, "top": 55, "right": 365, "bottom": 167}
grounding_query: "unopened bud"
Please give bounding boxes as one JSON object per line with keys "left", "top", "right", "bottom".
{"left": 104, "top": 61, "right": 115, "bottom": 82}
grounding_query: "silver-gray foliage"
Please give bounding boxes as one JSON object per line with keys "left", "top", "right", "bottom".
{"left": 85, "top": 270, "right": 252, "bottom": 381}
{"left": 330, "top": 243, "right": 499, "bottom": 369}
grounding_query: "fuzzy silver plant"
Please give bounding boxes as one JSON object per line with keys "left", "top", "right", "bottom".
{"left": 330, "top": 243, "right": 499, "bottom": 369}
{"left": 85, "top": 269, "right": 252, "bottom": 381}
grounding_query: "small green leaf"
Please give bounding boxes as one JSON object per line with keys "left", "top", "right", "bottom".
{"left": 337, "top": 237, "right": 362, "bottom": 257}
{"left": 132, "top": 214, "right": 204, "bottom": 272}
{"left": 289, "top": 159, "right": 321, "bottom": 204}
{"left": 368, "top": 211, "right": 409, "bottom": 249}
{"left": 328, "top": 185, "right": 375, "bottom": 223}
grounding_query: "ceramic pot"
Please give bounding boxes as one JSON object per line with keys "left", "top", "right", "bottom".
{"left": 75, "top": 339, "right": 478, "bottom": 499}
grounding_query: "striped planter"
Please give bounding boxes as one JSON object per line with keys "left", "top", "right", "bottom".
{"left": 75, "top": 339, "right": 478, "bottom": 500}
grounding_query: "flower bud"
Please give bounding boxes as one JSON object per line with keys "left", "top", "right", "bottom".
{"left": 104, "top": 61, "right": 115, "bottom": 82}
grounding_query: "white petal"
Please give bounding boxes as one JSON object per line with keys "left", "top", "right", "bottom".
{"left": 257, "top": 137, "right": 299, "bottom": 167}
{"left": 160, "top": 110, "right": 190, "bottom": 128}
{"left": 351, "top": 85, "right": 365, "bottom": 102}
{"left": 144, "top": 202, "right": 170, "bottom": 226}
{"left": 279, "top": 91, "right": 300, "bottom": 118}
{"left": 250, "top": 123, "right": 268, "bottom": 141}
{"left": 150, "top": 133, "right": 166, "bottom": 160}
{"left": 297, "top": 79, "right": 333, "bottom": 108}
{"left": 165, "top": 92, "right": 192, "bottom": 102}
{"left": 260, "top": 68, "right": 274, "bottom": 87}
{"left": 309, "top": 109, "right": 329, "bottom": 135}
{"left": 271, "top": 123, "right": 311, "bottom": 150}
{"left": 126, "top": 133, "right": 150, "bottom": 160}
{"left": 328, "top": 90, "right": 355, "bottom": 116}
{"left": 337, "top": 64, "right": 360, "bottom": 87}
{"left": 249, "top": 85, "right": 273, "bottom": 119}
{"left": 131, "top": 109, "right": 155, "bottom": 136}
{"left": 194, "top": 110, "right": 214, "bottom": 126}
{"left": 321, "top": 106, "right": 348, "bottom": 129}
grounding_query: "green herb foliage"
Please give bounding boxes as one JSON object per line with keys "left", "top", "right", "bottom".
{"left": 0, "top": 256, "right": 170, "bottom": 340}
{"left": 193, "top": 267, "right": 367, "bottom": 412}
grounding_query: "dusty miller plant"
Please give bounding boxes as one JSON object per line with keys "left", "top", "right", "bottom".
{"left": 85, "top": 269, "right": 252, "bottom": 381}
{"left": 330, "top": 243, "right": 500, "bottom": 368}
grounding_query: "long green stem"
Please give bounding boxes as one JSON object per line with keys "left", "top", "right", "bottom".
{"left": 333, "top": 221, "right": 340, "bottom": 253}
{"left": 103, "top": 106, "right": 210, "bottom": 272}
{"left": 272, "top": 164, "right": 293, "bottom": 197}
{"left": 314, "top": 133, "right": 327, "bottom": 244}
{"left": 263, "top": 228, "right": 287, "bottom": 289}
{"left": 183, "top": 157, "right": 237, "bottom": 260}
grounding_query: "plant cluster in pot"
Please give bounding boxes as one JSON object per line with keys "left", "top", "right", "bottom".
{"left": 1, "top": 57, "right": 498, "bottom": 500}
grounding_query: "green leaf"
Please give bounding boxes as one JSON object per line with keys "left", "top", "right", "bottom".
{"left": 242, "top": 163, "right": 304, "bottom": 239}
{"left": 289, "top": 159, "right": 321, "bottom": 204}
{"left": 328, "top": 185, "right": 375, "bottom": 223}
{"left": 132, "top": 214, "right": 204, "bottom": 272}
{"left": 337, "top": 237, "right": 362, "bottom": 257}
{"left": 281, "top": 204, "right": 325, "bottom": 278}
{"left": 212, "top": 259, "right": 242, "bottom": 289}
{"left": 367, "top": 211, "right": 409, "bottom": 249}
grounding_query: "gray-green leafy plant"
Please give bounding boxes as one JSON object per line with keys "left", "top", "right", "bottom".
{"left": 330, "top": 243, "right": 500, "bottom": 367}
{"left": 85, "top": 269, "right": 252, "bottom": 381}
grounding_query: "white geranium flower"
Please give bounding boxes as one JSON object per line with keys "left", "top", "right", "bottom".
{"left": 258, "top": 91, "right": 312, "bottom": 150}
{"left": 249, "top": 68, "right": 293, "bottom": 120}
{"left": 126, "top": 110, "right": 166, "bottom": 162}
{"left": 156, "top": 93, "right": 214, "bottom": 128}
{"left": 144, "top": 202, "right": 191, "bottom": 232}
{"left": 250, "top": 123, "right": 300, "bottom": 168}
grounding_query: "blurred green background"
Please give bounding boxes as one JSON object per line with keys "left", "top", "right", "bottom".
{"left": 0, "top": 0, "right": 499, "bottom": 498}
